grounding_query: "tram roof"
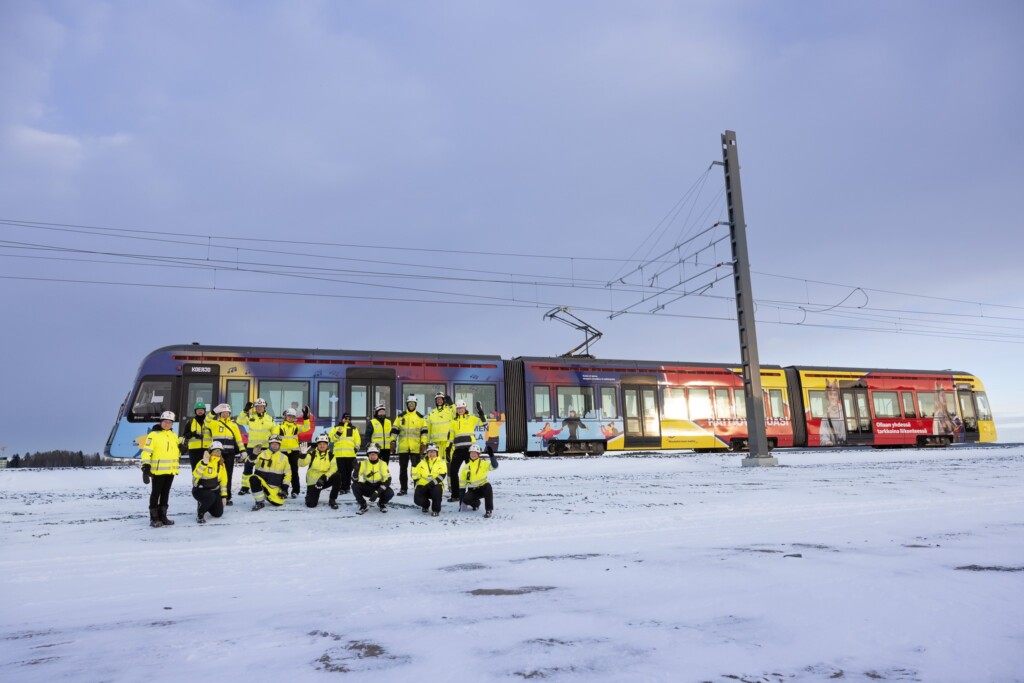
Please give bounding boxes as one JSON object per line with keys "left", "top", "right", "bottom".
{"left": 147, "top": 344, "right": 502, "bottom": 362}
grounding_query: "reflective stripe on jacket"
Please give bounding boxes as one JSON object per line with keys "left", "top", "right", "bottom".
{"left": 254, "top": 451, "right": 291, "bottom": 489}
{"left": 207, "top": 419, "right": 245, "bottom": 455}
{"left": 357, "top": 460, "right": 391, "bottom": 485}
{"left": 330, "top": 424, "right": 361, "bottom": 458}
{"left": 460, "top": 458, "right": 491, "bottom": 489}
{"left": 272, "top": 419, "right": 309, "bottom": 452}
{"left": 412, "top": 456, "right": 448, "bottom": 489}
{"left": 426, "top": 405, "right": 454, "bottom": 446}
{"left": 193, "top": 457, "right": 228, "bottom": 497}
{"left": 305, "top": 449, "right": 338, "bottom": 486}
{"left": 187, "top": 416, "right": 211, "bottom": 450}
{"left": 237, "top": 411, "right": 275, "bottom": 449}
{"left": 364, "top": 417, "right": 393, "bottom": 452}
{"left": 141, "top": 428, "right": 181, "bottom": 475}
{"left": 450, "top": 413, "right": 482, "bottom": 450}
{"left": 391, "top": 410, "right": 427, "bottom": 453}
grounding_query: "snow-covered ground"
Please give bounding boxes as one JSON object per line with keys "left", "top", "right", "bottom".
{"left": 1, "top": 447, "right": 1022, "bottom": 682}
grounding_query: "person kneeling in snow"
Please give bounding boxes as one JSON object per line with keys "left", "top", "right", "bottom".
{"left": 459, "top": 444, "right": 496, "bottom": 518}
{"left": 305, "top": 433, "right": 342, "bottom": 509}
{"left": 250, "top": 434, "right": 292, "bottom": 510}
{"left": 353, "top": 443, "right": 393, "bottom": 515}
{"left": 192, "top": 441, "right": 228, "bottom": 524}
{"left": 412, "top": 442, "right": 447, "bottom": 517}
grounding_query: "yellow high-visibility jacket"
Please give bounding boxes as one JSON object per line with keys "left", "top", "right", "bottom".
{"left": 186, "top": 415, "right": 212, "bottom": 450}
{"left": 460, "top": 458, "right": 491, "bottom": 489}
{"left": 450, "top": 413, "right": 482, "bottom": 450}
{"left": 206, "top": 418, "right": 245, "bottom": 456}
{"left": 192, "top": 456, "right": 228, "bottom": 498}
{"left": 237, "top": 410, "right": 275, "bottom": 449}
{"left": 426, "top": 404, "right": 455, "bottom": 447}
{"left": 272, "top": 419, "right": 310, "bottom": 452}
{"left": 141, "top": 428, "right": 181, "bottom": 475}
{"left": 412, "top": 456, "right": 448, "bottom": 489}
{"left": 391, "top": 410, "right": 427, "bottom": 454}
{"left": 305, "top": 449, "right": 338, "bottom": 486}
{"left": 253, "top": 450, "right": 292, "bottom": 489}
{"left": 329, "top": 424, "right": 361, "bottom": 458}
{"left": 357, "top": 459, "right": 391, "bottom": 485}
{"left": 364, "top": 417, "right": 393, "bottom": 452}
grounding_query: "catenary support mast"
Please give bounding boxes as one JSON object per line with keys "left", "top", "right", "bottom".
{"left": 721, "top": 130, "right": 776, "bottom": 466}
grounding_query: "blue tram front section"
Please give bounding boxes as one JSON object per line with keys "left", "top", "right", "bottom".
{"left": 107, "top": 345, "right": 508, "bottom": 458}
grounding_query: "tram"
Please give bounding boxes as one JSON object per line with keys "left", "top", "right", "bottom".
{"left": 105, "top": 345, "right": 997, "bottom": 458}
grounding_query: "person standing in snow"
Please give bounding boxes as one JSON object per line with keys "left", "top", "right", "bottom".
{"left": 272, "top": 405, "right": 311, "bottom": 499}
{"left": 141, "top": 410, "right": 181, "bottom": 528}
{"left": 205, "top": 403, "right": 246, "bottom": 505}
{"left": 192, "top": 441, "right": 228, "bottom": 524}
{"left": 236, "top": 397, "right": 274, "bottom": 494}
{"left": 448, "top": 399, "right": 483, "bottom": 501}
{"left": 364, "top": 404, "right": 394, "bottom": 464}
{"left": 391, "top": 394, "right": 427, "bottom": 496}
{"left": 185, "top": 401, "right": 211, "bottom": 471}
{"left": 328, "top": 412, "right": 361, "bottom": 495}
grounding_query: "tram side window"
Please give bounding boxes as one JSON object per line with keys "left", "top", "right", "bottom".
{"left": 918, "top": 392, "right": 936, "bottom": 418}
{"left": 872, "top": 391, "right": 900, "bottom": 418}
{"left": 129, "top": 379, "right": 175, "bottom": 422}
{"left": 259, "top": 381, "right": 310, "bottom": 419}
{"left": 901, "top": 392, "right": 917, "bottom": 418}
{"left": 807, "top": 390, "right": 827, "bottom": 418}
{"left": 533, "top": 386, "right": 552, "bottom": 420}
{"left": 688, "top": 388, "right": 713, "bottom": 421}
{"left": 600, "top": 386, "right": 619, "bottom": 419}
{"left": 455, "top": 384, "right": 497, "bottom": 418}
{"left": 663, "top": 387, "right": 688, "bottom": 420}
{"left": 714, "top": 388, "right": 732, "bottom": 419}
{"left": 403, "top": 384, "right": 446, "bottom": 413}
{"left": 975, "top": 392, "right": 993, "bottom": 421}
{"left": 226, "top": 380, "right": 249, "bottom": 416}
{"left": 768, "top": 389, "right": 786, "bottom": 420}
{"left": 733, "top": 389, "right": 747, "bottom": 419}
{"left": 318, "top": 382, "right": 340, "bottom": 421}
{"left": 556, "top": 386, "right": 595, "bottom": 418}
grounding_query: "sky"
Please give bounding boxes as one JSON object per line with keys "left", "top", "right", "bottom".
{"left": 1, "top": 0, "right": 1023, "bottom": 454}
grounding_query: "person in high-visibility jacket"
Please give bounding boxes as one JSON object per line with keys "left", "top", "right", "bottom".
{"left": 448, "top": 399, "right": 483, "bottom": 501}
{"left": 328, "top": 412, "right": 361, "bottom": 494}
{"left": 391, "top": 395, "right": 427, "bottom": 496}
{"left": 426, "top": 392, "right": 454, "bottom": 463}
{"left": 250, "top": 435, "right": 291, "bottom": 510}
{"left": 206, "top": 403, "right": 246, "bottom": 505}
{"left": 459, "top": 443, "right": 495, "bottom": 518}
{"left": 305, "top": 433, "right": 342, "bottom": 509}
{"left": 412, "top": 442, "right": 448, "bottom": 517}
{"left": 236, "top": 397, "right": 274, "bottom": 494}
{"left": 353, "top": 443, "right": 393, "bottom": 514}
{"left": 363, "top": 404, "right": 394, "bottom": 464}
{"left": 185, "top": 401, "right": 211, "bottom": 471}
{"left": 192, "top": 441, "right": 229, "bottom": 524}
{"left": 272, "top": 405, "right": 311, "bottom": 499}
{"left": 141, "top": 410, "right": 182, "bottom": 528}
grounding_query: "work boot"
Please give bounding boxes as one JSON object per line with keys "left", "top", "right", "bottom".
{"left": 226, "top": 498, "right": 233, "bottom": 506}
{"left": 252, "top": 501, "right": 265, "bottom": 511}
{"left": 329, "top": 500, "right": 339, "bottom": 510}
{"left": 378, "top": 503, "right": 388, "bottom": 513}
{"left": 197, "top": 512, "right": 206, "bottom": 524}
{"left": 158, "top": 506, "right": 174, "bottom": 525}
{"left": 149, "top": 507, "right": 163, "bottom": 528}
{"left": 237, "top": 488, "right": 249, "bottom": 495}
{"left": 421, "top": 506, "right": 429, "bottom": 514}
{"left": 484, "top": 510, "right": 492, "bottom": 518}
{"left": 398, "top": 489, "right": 407, "bottom": 496}
{"left": 448, "top": 495, "right": 458, "bottom": 502}
{"left": 290, "top": 490, "right": 298, "bottom": 499}
{"left": 357, "top": 505, "right": 369, "bottom": 515}
{"left": 431, "top": 511, "right": 440, "bottom": 517}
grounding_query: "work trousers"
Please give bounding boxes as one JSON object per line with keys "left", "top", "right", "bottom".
{"left": 449, "top": 447, "right": 469, "bottom": 498}
{"left": 241, "top": 457, "right": 254, "bottom": 489}
{"left": 285, "top": 452, "right": 302, "bottom": 495}
{"left": 222, "top": 454, "right": 236, "bottom": 499}
{"left": 414, "top": 482, "right": 443, "bottom": 513}
{"left": 188, "top": 448, "right": 205, "bottom": 471}
{"left": 353, "top": 481, "right": 394, "bottom": 508}
{"left": 335, "top": 457, "right": 357, "bottom": 492}
{"left": 192, "top": 487, "right": 224, "bottom": 518}
{"left": 305, "top": 473, "right": 342, "bottom": 508}
{"left": 396, "top": 451, "right": 421, "bottom": 491}
{"left": 251, "top": 475, "right": 284, "bottom": 505}
{"left": 462, "top": 483, "right": 494, "bottom": 512}
{"left": 149, "top": 474, "right": 174, "bottom": 508}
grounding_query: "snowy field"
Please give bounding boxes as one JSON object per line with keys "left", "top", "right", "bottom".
{"left": 1, "top": 447, "right": 1022, "bottom": 683}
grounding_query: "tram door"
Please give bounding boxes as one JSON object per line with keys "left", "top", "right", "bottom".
{"left": 840, "top": 388, "right": 873, "bottom": 445}
{"left": 956, "top": 391, "right": 979, "bottom": 442}
{"left": 179, "top": 363, "right": 219, "bottom": 424}
{"left": 622, "top": 385, "right": 661, "bottom": 449}
{"left": 346, "top": 368, "right": 396, "bottom": 439}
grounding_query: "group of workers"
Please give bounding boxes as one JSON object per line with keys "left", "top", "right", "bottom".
{"left": 139, "top": 392, "right": 497, "bottom": 527}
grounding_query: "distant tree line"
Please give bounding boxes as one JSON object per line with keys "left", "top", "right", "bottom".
{"left": 5, "top": 450, "right": 121, "bottom": 468}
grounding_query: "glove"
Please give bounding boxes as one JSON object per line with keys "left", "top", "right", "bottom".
{"left": 299, "top": 442, "right": 309, "bottom": 455}
{"left": 141, "top": 464, "right": 151, "bottom": 484}
{"left": 281, "top": 485, "right": 289, "bottom": 497}
{"left": 316, "top": 476, "right": 326, "bottom": 490}
{"left": 244, "top": 401, "right": 253, "bottom": 413}
{"left": 302, "top": 405, "right": 310, "bottom": 419}
{"left": 238, "top": 450, "right": 247, "bottom": 461}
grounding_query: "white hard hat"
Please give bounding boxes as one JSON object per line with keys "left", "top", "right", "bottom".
{"left": 315, "top": 433, "right": 330, "bottom": 444}
{"left": 214, "top": 403, "right": 231, "bottom": 415}
{"left": 434, "top": 392, "right": 445, "bottom": 399}
{"left": 374, "top": 403, "right": 386, "bottom": 413}
{"left": 254, "top": 398, "right": 267, "bottom": 407}
{"left": 455, "top": 400, "right": 467, "bottom": 409}
{"left": 425, "top": 442, "right": 439, "bottom": 453}
{"left": 209, "top": 441, "right": 224, "bottom": 451}
{"left": 285, "top": 408, "right": 297, "bottom": 417}
{"left": 406, "top": 394, "right": 417, "bottom": 404}
{"left": 160, "top": 411, "right": 176, "bottom": 421}
{"left": 468, "top": 443, "right": 482, "bottom": 453}
{"left": 269, "top": 434, "right": 283, "bottom": 444}
{"left": 367, "top": 443, "right": 381, "bottom": 454}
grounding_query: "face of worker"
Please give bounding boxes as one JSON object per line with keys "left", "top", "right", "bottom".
{"left": 376, "top": 409, "right": 386, "bottom": 419}
{"left": 317, "top": 442, "right": 328, "bottom": 452}
{"left": 407, "top": 402, "right": 416, "bottom": 412}
{"left": 209, "top": 450, "right": 222, "bottom": 462}
{"left": 256, "top": 405, "right": 265, "bottom": 414}
{"left": 195, "top": 409, "right": 205, "bottom": 417}
{"left": 369, "top": 452, "right": 379, "bottom": 462}
{"left": 457, "top": 407, "right": 466, "bottom": 415}
{"left": 218, "top": 411, "right": 231, "bottom": 420}
{"left": 286, "top": 414, "right": 296, "bottom": 422}
{"left": 269, "top": 442, "right": 281, "bottom": 452}
{"left": 426, "top": 449, "right": 437, "bottom": 459}
{"left": 469, "top": 450, "right": 480, "bottom": 460}
{"left": 435, "top": 397, "right": 444, "bottom": 407}
{"left": 160, "top": 419, "right": 173, "bottom": 430}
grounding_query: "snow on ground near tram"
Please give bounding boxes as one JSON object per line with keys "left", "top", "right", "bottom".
{"left": 1, "top": 449, "right": 1023, "bottom": 683}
